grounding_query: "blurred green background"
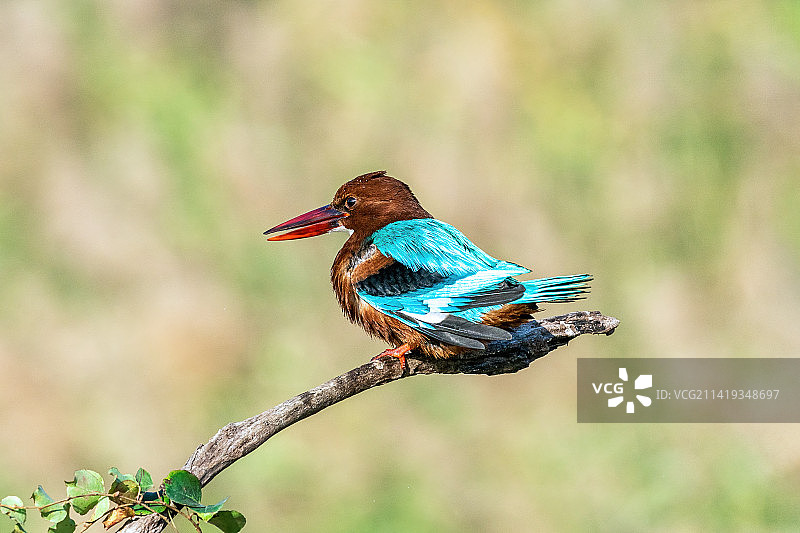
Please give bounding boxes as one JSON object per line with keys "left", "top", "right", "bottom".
{"left": 1, "top": 1, "right": 800, "bottom": 531}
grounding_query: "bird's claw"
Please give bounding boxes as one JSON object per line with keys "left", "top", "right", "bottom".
{"left": 372, "top": 343, "right": 411, "bottom": 372}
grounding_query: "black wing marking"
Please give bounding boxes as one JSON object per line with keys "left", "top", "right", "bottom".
{"left": 355, "top": 261, "right": 446, "bottom": 297}
{"left": 414, "top": 314, "right": 512, "bottom": 347}
{"left": 447, "top": 279, "right": 525, "bottom": 311}
{"left": 378, "top": 310, "right": 512, "bottom": 350}
{"left": 419, "top": 329, "right": 486, "bottom": 350}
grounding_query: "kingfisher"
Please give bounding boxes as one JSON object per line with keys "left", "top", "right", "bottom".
{"left": 264, "top": 171, "right": 591, "bottom": 368}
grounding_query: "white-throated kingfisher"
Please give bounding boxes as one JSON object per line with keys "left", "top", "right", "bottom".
{"left": 264, "top": 171, "right": 591, "bottom": 368}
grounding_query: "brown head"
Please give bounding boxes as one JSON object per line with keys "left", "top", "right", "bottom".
{"left": 264, "top": 171, "right": 432, "bottom": 242}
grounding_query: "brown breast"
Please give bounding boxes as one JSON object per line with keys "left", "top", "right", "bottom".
{"left": 330, "top": 237, "right": 455, "bottom": 357}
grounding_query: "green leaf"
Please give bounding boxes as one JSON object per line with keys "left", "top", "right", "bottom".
{"left": 13, "top": 524, "right": 27, "bottom": 533}
{"left": 132, "top": 489, "right": 166, "bottom": 515}
{"left": 207, "top": 510, "right": 246, "bottom": 533}
{"left": 31, "top": 487, "right": 68, "bottom": 523}
{"left": 108, "top": 468, "right": 139, "bottom": 504}
{"left": 110, "top": 480, "right": 139, "bottom": 504}
{"left": 163, "top": 470, "right": 201, "bottom": 507}
{"left": 135, "top": 468, "right": 154, "bottom": 492}
{"left": 48, "top": 516, "right": 76, "bottom": 533}
{"left": 91, "top": 496, "right": 110, "bottom": 522}
{"left": 112, "top": 482, "right": 139, "bottom": 504}
{"left": 132, "top": 504, "right": 159, "bottom": 516}
{"left": 108, "top": 467, "right": 134, "bottom": 482}
{"left": 194, "top": 497, "right": 228, "bottom": 519}
{"left": 1, "top": 496, "right": 26, "bottom": 525}
{"left": 65, "top": 469, "right": 104, "bottom": 515}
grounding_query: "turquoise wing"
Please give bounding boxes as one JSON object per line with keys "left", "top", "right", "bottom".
{"left": 370, "top": 218, "right": 529, "bottom": 277}
{"left": 357, "top": 219, "right": 529, "bottom": 348}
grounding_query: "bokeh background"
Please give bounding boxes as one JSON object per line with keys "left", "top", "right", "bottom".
{"left": 2, "top": 1, "right": 800, "bottom": 531}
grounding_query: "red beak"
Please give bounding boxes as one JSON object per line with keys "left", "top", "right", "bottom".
{"left": 264, "top": 204, "right": 348, "bottom": 241}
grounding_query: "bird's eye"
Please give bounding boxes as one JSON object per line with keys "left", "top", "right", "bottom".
{"left": 345, "top": 196, "right": 357, "bottom": 209}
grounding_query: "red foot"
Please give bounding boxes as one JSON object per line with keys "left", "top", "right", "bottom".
{"left": 371, "top": 343, "right": 412, "bottom": 371}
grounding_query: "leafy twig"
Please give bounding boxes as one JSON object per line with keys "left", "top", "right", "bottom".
{"left": 1, "top": 468, "right": 244, "bottom": 533}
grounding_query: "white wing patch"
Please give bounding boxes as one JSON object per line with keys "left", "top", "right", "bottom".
{"left": 424, "top": 297, "right": 453, "bottom": 312}
{"left": 399, "top": 310, "right": 448, "bottom": 324}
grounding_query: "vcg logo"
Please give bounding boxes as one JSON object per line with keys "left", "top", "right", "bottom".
{"left": 591, "top": 367, "right": 653, "bottom": 414}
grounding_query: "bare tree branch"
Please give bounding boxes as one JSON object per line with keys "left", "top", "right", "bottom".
{"left": 120, "top": 310, "right": 618, "bottom": 532}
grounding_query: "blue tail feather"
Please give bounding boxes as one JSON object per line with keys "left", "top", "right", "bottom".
{"left": 519, "top": 274, "right": 592, "bottom": 304}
